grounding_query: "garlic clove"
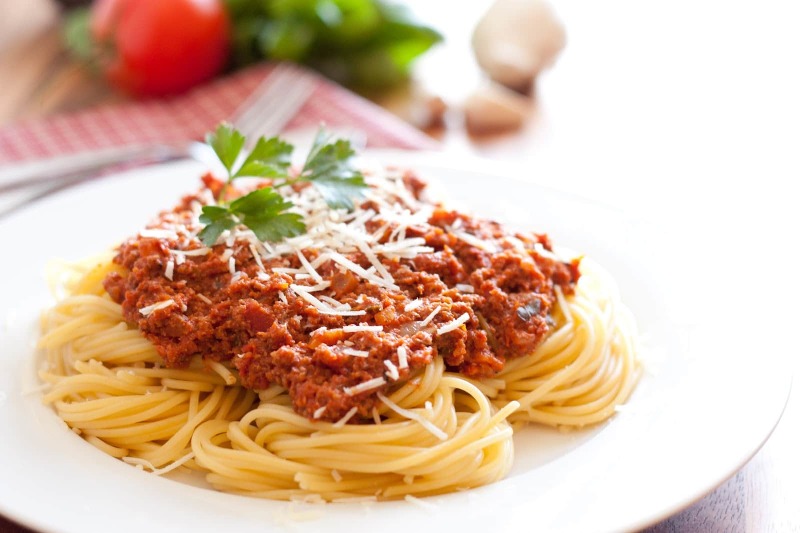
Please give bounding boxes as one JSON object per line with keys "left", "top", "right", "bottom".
{"left": 408, "top": 93, "right": 448, "bottom": 131}
{"left": 464, "top": 81, "right": 531, "bottom": 135}
{"left": 472, "top": 0, "right": 566, "bottom": 92}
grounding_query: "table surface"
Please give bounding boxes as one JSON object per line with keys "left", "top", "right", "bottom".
{"left": 1, "top": 1, "right": 798, "bottom": 532}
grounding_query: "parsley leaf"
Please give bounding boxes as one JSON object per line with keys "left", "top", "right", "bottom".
{"left": 230, "top": 188, "right": 306, "bottom": 242}
{"left": 246, "top": 212, "right": 306, "bottom": 242}
{"left": 197, "top": 188, "right": 305, "bottom": 246}
{"left": 198, "top": 205, "right": 237, "bottom": 246}
{"left": 310, "top": 174, "right": 370, "bottom": 211}
{"left": 235, "top": 136, "right": 294, "bottom": 178}
{"left": 300, "top": 129, "right": 367, "bottom": 210}
{"left": 206, "top": 123, "right": 245, "bottom": 175}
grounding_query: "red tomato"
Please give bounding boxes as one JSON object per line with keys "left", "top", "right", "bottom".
{"left": 90, "top": 0, "right": 231, "bottom": 97}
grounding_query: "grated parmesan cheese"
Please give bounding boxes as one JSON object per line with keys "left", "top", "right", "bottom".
{"left": 419, "top": 305, "right": 441, "bottom": 327}
{"left": 452, "top": 229, "right": 497, "bottom": 253}
{"left": 169, "top": 247, "right": 211, "bottom": 257}
{"left": 436, "top": 313, "right": 470, "bottom": 335}
{"left": 122, "top": 452, "right": 195, "bottom": 476}
{"left": 291, "top": 285, "right": 366, "bottom": 316}
{"left": 296, "top": 249, "right": 324, "bottom": 283}
{"left": 249, "top": 243, "right": 265, "bottom": 271}
{"left": 328, "top": 251, "right": 398, "bottom": 290}
{"left": 342, "top": 348, "right": 370, "bottom": 358}
{"left": 397, "top": 346, "right": 408, "bottom": 369}
{"left": 344, "top": 377, "right": 386, "bottom": 396}
{"left": 342, "top": 324, "right": 383, "bottom": 333}
{"left": 139, "top": 299, "right": 175, "bottom": 317}
{"left": 318, "top": 295, "right": 348, "bottom": 309}
{"left": 377, "top": 392, "right": 447, "bottom": 441}
{"left": 404, "top": 299, "right": 423, "bottom": 312}
{"left": 164, "top": 259, "right": 174, "bottom": 281}
{"left": 384, "top": 359, "right": 400, "bottom": 381}
{"left": 332, "top": 406, "right": 359, "bottom": 427}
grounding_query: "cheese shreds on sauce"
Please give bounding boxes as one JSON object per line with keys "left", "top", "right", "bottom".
{"left": 404, "top": 299, "right": 423, "bottom": 312}
{"left": 249, "top": 243, "right": 265, "bottom": 272}
{"left": 397, "top": 346, "right": 409, "bottom": 369}
{"left": 384, "top": 360, "right": 400, "bottom": 381}
{"left": 419, "top": 306, "right": 441, "bottom": 327}
{"left": 296, "top": 249, "right": 324, "bottom": 284}
{"left": 451, "top": 229, "right": 498, "bottom": 253}
{"left": 164, "top": 260, "right": 174, "bottom": 281}
{"left": 437, "top": 313, "right": 470, "bottom": 335}
{"left": 342, "top": 324, "right": 383, "bottom": 333}
{"left": 291, "top": 285, "right": 367, "bottom": 317}
{"left": 342, "top": 348, "right": 370, "bottom": 358}
{"left": 139, "top": 299, "right": 175, "bottom": 317}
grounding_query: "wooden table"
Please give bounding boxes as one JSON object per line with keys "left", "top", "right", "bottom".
{"left": 1, "top": 1, "right": 798, "bottom": 532}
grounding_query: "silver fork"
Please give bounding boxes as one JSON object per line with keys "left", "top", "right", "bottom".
{"left": 0, "top": 62, "right": 318, "bottom": 218}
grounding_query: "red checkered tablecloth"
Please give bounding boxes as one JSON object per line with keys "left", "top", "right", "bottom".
{"left": 0, "top": 62, "right": 438, "bottom": 164}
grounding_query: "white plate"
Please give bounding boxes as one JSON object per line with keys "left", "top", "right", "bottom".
{"left": 0, "top": 152, "right": 790, "bottom": 533}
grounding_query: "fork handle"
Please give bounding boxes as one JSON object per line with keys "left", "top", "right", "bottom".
{"left": 0, "top": 144, "right": 191, "bottom": 219}
{"left": 0, "top": 144, "right": 183, "bottom": 193}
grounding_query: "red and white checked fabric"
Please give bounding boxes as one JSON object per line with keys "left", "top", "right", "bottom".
{"left": 0, "top": 63, "right": 438, "bottom": 164}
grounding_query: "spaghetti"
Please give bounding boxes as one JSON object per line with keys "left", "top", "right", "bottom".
{"left": 37, "top": 166, "right": 639, "bottom": 501}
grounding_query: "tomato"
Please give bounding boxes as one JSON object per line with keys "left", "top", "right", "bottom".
{"left": 90, "top": 0, "right": 231, "bottom": 97}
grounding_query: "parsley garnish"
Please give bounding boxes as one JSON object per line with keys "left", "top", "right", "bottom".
{"left": 298, "top": 130, "right": 368, "bottom": 210}
{"left": 197, "top": 123, "right": 367, "bottom": 246}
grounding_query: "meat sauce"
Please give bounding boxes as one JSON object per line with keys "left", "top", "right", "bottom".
{"left": 104, "top": 172, "right": 580, "bottom": 422}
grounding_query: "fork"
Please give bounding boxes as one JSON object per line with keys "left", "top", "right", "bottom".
{"left": 0, "top": 62, "right": 318, "bottom": 218}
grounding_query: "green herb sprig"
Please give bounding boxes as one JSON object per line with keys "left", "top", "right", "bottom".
{"left": 197, "top": 123, "right": 367, "bottom": 246}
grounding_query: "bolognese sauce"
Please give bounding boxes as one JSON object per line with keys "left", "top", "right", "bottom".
{"left": 103, "top": 171, "right": 579, "bottom": 422}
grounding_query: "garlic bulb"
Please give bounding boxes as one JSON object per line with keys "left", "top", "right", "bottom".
{"left": 472, "top": 0, "right": 566, "bottom": 92}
